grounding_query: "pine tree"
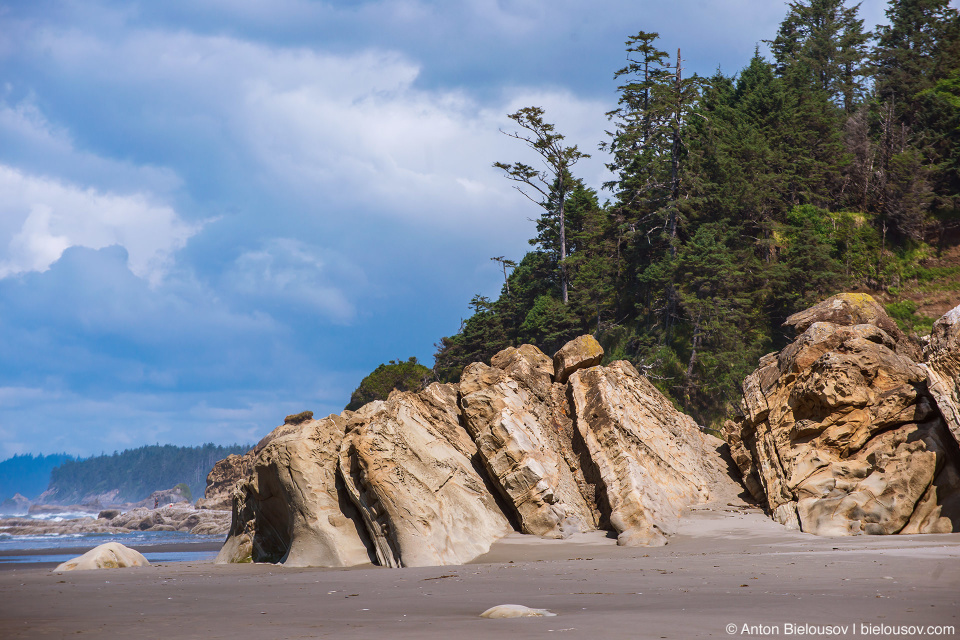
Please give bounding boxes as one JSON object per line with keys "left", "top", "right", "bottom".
{"left": 874, "top": 0, "right": 959, "bottom": 122}
{"left": 494, "top": 107, "right": 590, "bottom": 304}
{"left": 603, "top": 32, "right": 706, "bottom": 340}
{"left": 767, "top": 0, "right": 870, "bottom": 113}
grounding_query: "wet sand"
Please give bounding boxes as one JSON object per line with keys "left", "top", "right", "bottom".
{"left": 1, "top": 505, "right": 958, "bottom": 639}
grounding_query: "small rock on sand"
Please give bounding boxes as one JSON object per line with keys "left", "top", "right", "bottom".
{"left": 54, "top": 542, "right": 149, "bottom": 572}
{"left": 480, "top": 604, "right": 557, "bottom": 618}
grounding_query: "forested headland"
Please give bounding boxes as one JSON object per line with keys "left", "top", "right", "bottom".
{"left": 43, "top": 443, "right": 250, "bottom": 504}
{"left": 0, "top": 453, "right": 74, "bottom": 504}
{"left": 432, "top": 0, "right": 960, "bottom": 429}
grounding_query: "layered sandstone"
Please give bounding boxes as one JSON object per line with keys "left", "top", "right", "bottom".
{"left": 216, "top": 415, "right": 372, "bottom": 567}
{"left": 724, "top": 295, "right": 960, "bottom": 535}
{"left": 338, "top": 383, "right": 511, "bottom": 567}
{"left": 216, "top": 299, "right": 959, "bottom": 569}
{"left": 922, "top": 304, "right": 960, "bottom": 446}
{"left": 569, "top": 361, "right": 728, "bottom": 545}
{"left": 216, "top": 335, "right": 729, "bottom": 567}
{"left": 460, "top": 345, "right": 598, "bottom": 538}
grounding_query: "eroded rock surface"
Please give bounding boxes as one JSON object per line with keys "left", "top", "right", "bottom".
{"left": 724, "top": 296, "right": 960, "bottom": 536}
{"left": 216, "top": 415, "right": 372, "bottom": 567}
{"left": 923, "top": 304, "right": 960, "bottom": 447}
{"left": 553, "top": 335, "right": 604, "bottom": 384}
{"left": 339, "top": 383, "right": 512, "bottom": 567}
{"left": 460, "top": 345, "right": 598, "bottom": 538}
{"left": 215, "top": 303, "right": 960, "bottom": 568}
{"left": 198, "top": 422, "right": 304, "bottom": 510}
{"left": 569, "top": 361, "right": 729, "bottom": 546}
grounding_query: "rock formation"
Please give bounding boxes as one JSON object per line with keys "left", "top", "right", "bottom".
{"left": 922, "top": 304, "right": 960, "bottom": 446}
{"left": 54, "top": 542, "right": 149, "bottom": 572}
{"left": 0, "top": 504, "right": 230, "bottom": 537}
{"left": 460, "top": 344, "right": 598, "bottom": 539}
{"left": 216, "top": 415, "right": 372, "bottom": 567}
{"left": 339, "top": 383, "right": 512, "bottom": 567}
{"left": 197, "top": 420, "right": 305, "bottom": 510}
{"left": 724, "top": 294, "right": 960, "bottom": 535}
{"left": 217, "top": 335, "right": 737, "bottom": 568}
{"left": 570, "top": 361, "right": 724, "bottom": 545}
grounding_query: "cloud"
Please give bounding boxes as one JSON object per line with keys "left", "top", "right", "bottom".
{"left": 0, "top": 98, "right": 183, "bottom": 197}
{"left": 0, "top": 165, "right": 199, "bottom": 284}
{"left": 225, "top": 238, "right": 362, "bottom": 323}
{"left": 15, "top": 24, "right": 610, "bottom": 239}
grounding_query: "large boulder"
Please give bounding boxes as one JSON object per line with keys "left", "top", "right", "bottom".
{"left": 460, "top": 345, "right": 599, "bottom": 538}
{"left": 338, "top": 383, "right": 512, "bottom": 567}
{"left": 724, "top": 296, "right": 960, "bottom": 535}
{"left": 54, "top": 542, "right": 149, "bottom": 571}
{"left": 553, "top": 335, "right": 604, "bottom": 384}
{"left": 216, "top": 415, "right": 372, "bottom": 567}
{"left": 569, "top": 361, "right": 730, "bottom": 546}
{"left": 784, "top": 293, "right": 903, "bottom": 339}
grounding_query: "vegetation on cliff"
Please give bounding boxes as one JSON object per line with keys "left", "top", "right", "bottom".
{"left": 434, "top": 0, "right": 960, "bottom": 428}
{"left": 345, "top": 357, "right": 431, "bottom": 411}
{"left": 46, "top": 443, "right": 251, "bottom": 504}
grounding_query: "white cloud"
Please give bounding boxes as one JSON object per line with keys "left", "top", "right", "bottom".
{"left": 226, "top": 238, "right": 360, "bottom": 323}
{"left": 24, "top": 26, "right": 612, "bottom": 236}
{"left": 0, "top": 98, "right": 183, "bottom": 196}
{"left": 0, "top": 165, "right": 199, "bottom": 284}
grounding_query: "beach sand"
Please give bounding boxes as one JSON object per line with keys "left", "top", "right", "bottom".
{"left": 1, "top": 504, "right": 958, "bottom": 639}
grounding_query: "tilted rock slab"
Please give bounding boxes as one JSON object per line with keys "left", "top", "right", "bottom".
{"left": 216, "top": 415, "right": 372, "bottom": 567}
{"left": 214, "top": 335, "right": 761, "bottom": 566}
{"left": 338, "top": 383, "right": 512, "bottom": 567}
{"left": 460, "top": 345, "right": 599, "bottom": 538}
{"left": 54, "top": 542, "right": 149, "bottom": 572}
{"left": 724, "top": 296, "right": 960, "bottom": 536}
{"left": 922, "top": 303, "right": 960, "bottom": 447}
{"left": 569, "top": 361, "right": 724, "bottom": 546}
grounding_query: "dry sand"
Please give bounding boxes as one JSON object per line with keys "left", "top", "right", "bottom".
{"left": 1, "top": 503, "right": 958, "bottom": 639}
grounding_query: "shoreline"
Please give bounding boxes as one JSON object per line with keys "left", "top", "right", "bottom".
{"left": 0, "top": 540, "right": 225, "bottom": 559}
{"left": 0, "top": 505, "right": 957, "bottom": 639}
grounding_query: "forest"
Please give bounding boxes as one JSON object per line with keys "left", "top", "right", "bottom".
{"left": 0, "top": 453, "right": 74, "bottom": 503}
{"left": 431, "top": 0, "right": 960, "bottom": 429}
{"left": 45, "top": 443, "right": 250, "bottom": 504}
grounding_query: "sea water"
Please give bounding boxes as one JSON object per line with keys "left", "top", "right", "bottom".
{"left": 0, "top": 515, "right": 225, "bottom": 564}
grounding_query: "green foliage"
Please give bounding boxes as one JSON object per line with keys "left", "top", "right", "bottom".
{"left": 433, "top": 1, "right": 959, "bottom": 427}
{"left": 174, "top": 482, "right": 193, "bottom": 502}
{"left": 0, "top": 453, "right": 74, "bottom": 502}
{"left": 47, "top": 443, "right": 251, "bottom": 504}
{"left": 346, "top": 357, "right": 431, "bottom": 411}
{"left": 885, "top": 300, "right": 936, "bottom": 335}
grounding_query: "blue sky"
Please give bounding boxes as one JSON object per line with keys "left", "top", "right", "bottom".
{"left": 0, "top": 0, "right": 907, "bottom": 457}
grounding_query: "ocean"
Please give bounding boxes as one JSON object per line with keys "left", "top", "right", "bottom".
{"left": 0, "top": 512, "right": 225, "bottom": 565}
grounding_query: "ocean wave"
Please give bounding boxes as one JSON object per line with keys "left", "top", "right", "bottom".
{"left": 0, "top": 530, "right": 225, "bottom": 553}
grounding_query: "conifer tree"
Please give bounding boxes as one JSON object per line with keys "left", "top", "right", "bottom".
{"left": 767, "top": 0, "right": 870, "bottom": 113}
{"left": 494, "top": 107, "right": 590, "bottom": 304}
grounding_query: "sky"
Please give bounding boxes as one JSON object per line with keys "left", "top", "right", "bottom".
{"left": 0, "top": 0, "right": 914, "bottom": 458}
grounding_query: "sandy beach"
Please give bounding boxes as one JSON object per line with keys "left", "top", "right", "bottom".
{"left": 1, "top": 503, "right": 957, "bottom": 640}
